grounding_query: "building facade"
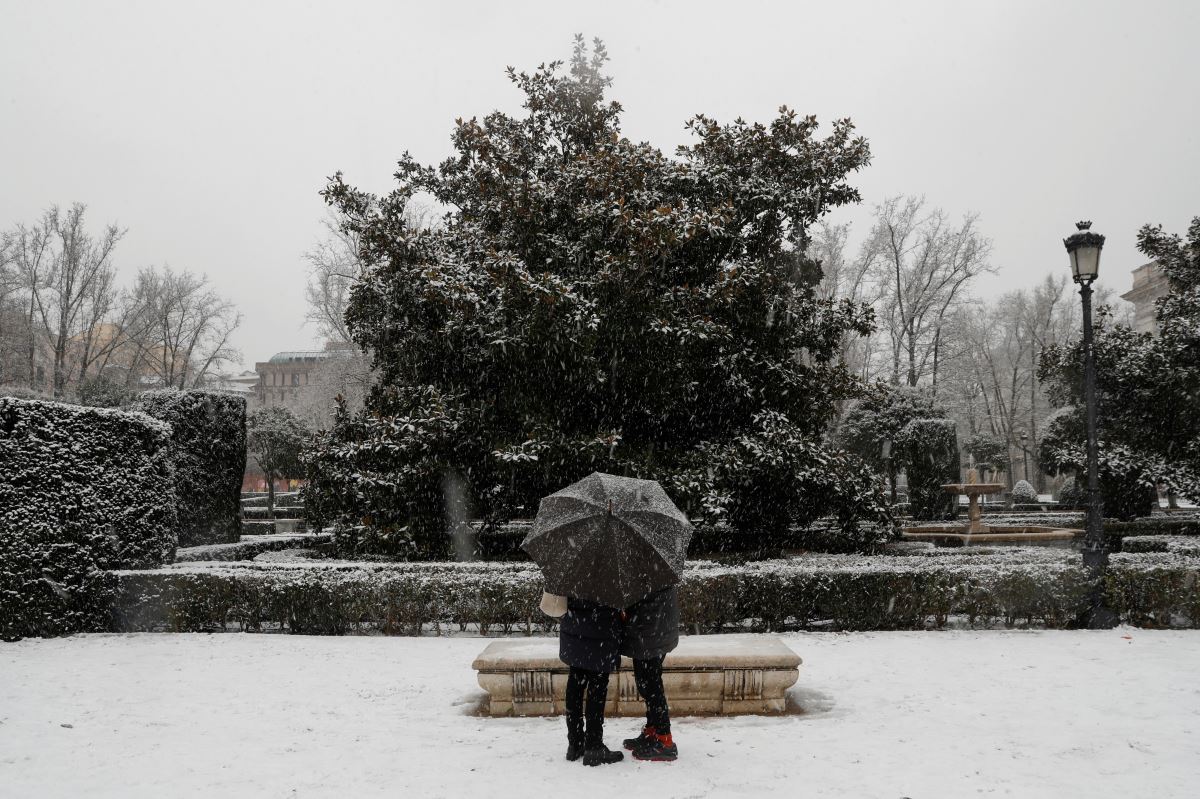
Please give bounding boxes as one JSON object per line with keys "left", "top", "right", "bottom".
{"left": 1120, "top": 260, "right": 1170, "bottom": 336}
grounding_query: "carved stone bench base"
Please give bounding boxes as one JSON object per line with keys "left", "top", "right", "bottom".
{"left": 473, "top": 635, "right": 801, "bottom": 717}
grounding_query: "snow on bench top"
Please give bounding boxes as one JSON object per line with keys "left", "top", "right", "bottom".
{"left": 473, "top": 634, "right": 801, "bottom": 671}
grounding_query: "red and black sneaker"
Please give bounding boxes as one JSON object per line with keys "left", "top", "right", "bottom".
{"left": 623, "top": 725, "right": 656, "bottom": 751}
{"left": 632, "top": 732, "right": 678, "bottom": 762}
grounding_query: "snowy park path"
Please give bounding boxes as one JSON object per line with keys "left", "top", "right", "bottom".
{"left": 2, "top": 630, "right": 1198, "bottom": 798}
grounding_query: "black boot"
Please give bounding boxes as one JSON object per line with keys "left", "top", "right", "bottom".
{"left": 583, "top": 743, "right": 624, "bottom": 767}
{"left": 565, "top": 713, "right": 585, "bottom": 761}
{"left": 623, "top": 724, "right": 656, "bottom": 751}
{"left": 632, "top": 731, "right": 678, "bottom": 762}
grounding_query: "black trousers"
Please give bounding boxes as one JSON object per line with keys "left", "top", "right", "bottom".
{"left": 565, "top": 667, "right": 610, "bottom": 746}
{"left": 633, "top": 655, "right": 671, "bottom": 734}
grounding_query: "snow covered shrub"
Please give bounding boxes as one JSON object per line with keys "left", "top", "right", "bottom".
{"left": 0, "top": 397, "right": 178, "bottom": 640}
{"left": 308, "top": 38, "right": 884, "bottom": 556}
{"left": 77, "top": 375, "right": 133, "bottom": 408}
{"left": 1011, "top": 480, "right": 1038, "bottom": 505}
{"left": 962, "top": 432, "right": 1010, "bottom": 482}
{"left": 1038, "top": 413, "right": 1156, "bottom": 520}
{"left": 904, "top": 419, "right": 959, "bottom": 521}
{"left": 672, "top": 411, "right": 895, "bottom": 552}
{"left": 246, "top": 406, "right": 309, "bottom": 517}
{"left": 303, "top": 387, "right": 480, "bottom": 559}
{"left": 133, "top": 390, "right": 246, "bottom": 547}
{"left": 837, "top": 385, "right": 945, "bottom": 502}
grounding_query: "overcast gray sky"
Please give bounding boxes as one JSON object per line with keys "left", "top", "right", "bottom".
{"left": 2, "top": 0, "right": 1197, "bottom": 371}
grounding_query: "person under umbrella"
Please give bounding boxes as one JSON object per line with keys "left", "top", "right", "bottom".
{"left": 538, "top": 585, "right": 625, "bottom": 766}
{"left": 619, "top": 584, "right": 680, "bottom": 761}
{"left": 526, "top": 472, "right": 692, "bottom": 765}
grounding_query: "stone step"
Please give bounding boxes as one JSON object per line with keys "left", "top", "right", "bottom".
{"left": 472, "top": 634, "right": 801, "bottom": 717}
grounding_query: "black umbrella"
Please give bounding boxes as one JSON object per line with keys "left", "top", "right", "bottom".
{"left": 521, "top": 472, "right": 693, "bottom": 609}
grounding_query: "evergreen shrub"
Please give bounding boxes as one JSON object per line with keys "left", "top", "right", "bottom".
{"left": 1011, "top": 480, "right": 1038, "bottom": 505}
{"left": 133, "top": 390, "right": 247, "bottom": 547}
{"left": 1, "top": 397, "right": 178, "bottom": 640}
{"left": 904, "top": 419, "right": 959, "bottom": 521}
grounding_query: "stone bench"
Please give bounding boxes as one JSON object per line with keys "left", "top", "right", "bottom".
{"left": 472, "top": 634, "right": 801, "bottom": 717}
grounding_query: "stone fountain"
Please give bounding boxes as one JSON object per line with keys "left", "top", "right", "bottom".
{"left": 902, "top": 468, "right": 1078, "bottom": 547}
{"left": 944, "top": 468, "right": 1006, "bottom": 534}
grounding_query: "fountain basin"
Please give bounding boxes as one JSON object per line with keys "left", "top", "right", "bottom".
{"left": 902, "top": 525, "right": 1079, "bottom": 548}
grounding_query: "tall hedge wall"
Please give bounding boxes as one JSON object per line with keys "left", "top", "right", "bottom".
{"left": 905, "top": 418, "right": 960, "bottom": 521}
{"left": 0, "top": 397, "right": 179, "bottom": 640}
{"left": 133, "top": 390, "right": 246, "bottom": 547}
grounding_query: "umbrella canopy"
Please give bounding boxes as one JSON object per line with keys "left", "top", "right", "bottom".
{"left": 521, "top": 472, "right": 693, "bottom": 609}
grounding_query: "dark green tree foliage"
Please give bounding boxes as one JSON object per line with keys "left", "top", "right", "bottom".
{"left": 307, "top": 38, "right": 886, "bottom": 555}
{"left": 1039, "top": 217, "right": 1200, "bottom": 515}
{"left": 132, "top": 390, "right": 247, "bottom": 547}
{"left": 1039, "top": 410, "right": 1154, "bottom": 519}
{"left": 904, "top": 418, "right": 960, "bottom": 520}
{"left": 837, "top": 384, "right": 944, "bottom": 499}
{"left": 247, "top": 405, "right": 310, "bottom": 518}
{"left": 962, "top": 431, "right": 1010, "bottom": 480}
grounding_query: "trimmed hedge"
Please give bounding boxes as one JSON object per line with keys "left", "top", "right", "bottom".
{"left": 241, "top": 492, "right": 303, "bottom": 509}
{"left": 1105, "top": 552, "right": 1200, "bottom": 628}
{"left": 1, "top": 397, "right": 178, "bottom": 640}
{"left": 173, "top": 533, "right": 334, "bottom": 563}
{"left": 242, "top": 506, "right": 306, "bottom": 521}
{"left": 112, "top": 548, "right": 1130, "bottom": 634}
{"left": 133, "top": 390, "right": 246, "bottom": 547}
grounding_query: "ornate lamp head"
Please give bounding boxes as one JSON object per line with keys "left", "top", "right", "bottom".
{"left": 1064, "top": 220, "right": 1105, "bottom": 283}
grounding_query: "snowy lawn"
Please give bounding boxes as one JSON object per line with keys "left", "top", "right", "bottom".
{"left": 2, "top": 631, "right": 1199, "bottom": 798}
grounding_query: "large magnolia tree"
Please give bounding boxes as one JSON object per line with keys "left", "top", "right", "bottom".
{"left": 304, "top": 38, "right": 890, "bottom": 557}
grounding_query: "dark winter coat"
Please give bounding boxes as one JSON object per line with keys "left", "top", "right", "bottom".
{"left": 619, "top": 585, "right": 679, "bottom": 660}
{"left": 558, "top": 596, "right": 625, "bottom": 672}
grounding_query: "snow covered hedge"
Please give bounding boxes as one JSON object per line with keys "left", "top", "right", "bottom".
{"left": 111, "top": 548, "right": 1157, "bottom": 634}
{"left": 132, "top": 390, "right": 246, "bottom": 547}
{"left": 0, "top": 397, "right": 178, "bottom": 640}
{"left": 1106, "top": 552, "right": 1200, "bottom": 628}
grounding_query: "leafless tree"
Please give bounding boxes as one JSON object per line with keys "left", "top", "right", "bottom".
{"left": 18, "top": 205, "right": 125, "bottom": 397}
{"left": 304, "top": 216, "right": 363, "bottom": 344}
{"left": 125, "top": 266, "right": 242, "bottom": 389}
{"left": 305, "top": 198, "right": 442, "bottom": 345}
{"left": 864, "top": 196, "right": 994, "bottom": 389}
{"left": 808, "top": 220, "right": 883, "bottom": 380}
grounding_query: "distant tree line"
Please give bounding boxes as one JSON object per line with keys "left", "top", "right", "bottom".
{"left": 0, "top": 203, "right": 242, "bottom": 401}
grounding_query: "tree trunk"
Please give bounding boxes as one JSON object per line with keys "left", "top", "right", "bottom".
{"left": 1030, "top": 345, "right": 1041, "bottom": 493}
{"left": 266, "top": 473, "right": 276, "bottom": 519}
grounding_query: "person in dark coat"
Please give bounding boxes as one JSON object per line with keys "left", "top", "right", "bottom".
{"left": 620, "top": 584, "right": 680, "bottom": 761}
{"left": 542, "top": 591, "right": 625, "bottom": 766}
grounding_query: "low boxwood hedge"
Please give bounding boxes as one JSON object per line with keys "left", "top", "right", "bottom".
{"left": 1105, "top": 552, "right": 1200, "bottom": 628}
{"left": 112, "top": 547, "right": 1191, "bottom": 634}
{"left": 173, "top": 533, "right": 334, "bottom": 563}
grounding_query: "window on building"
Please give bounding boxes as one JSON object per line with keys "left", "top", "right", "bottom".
{"left": 292, "top": 373, "right": 300, "bottom": 386}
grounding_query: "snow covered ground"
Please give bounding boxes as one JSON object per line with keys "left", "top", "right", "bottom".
{"left": 2, "top": 631, "right": 1198, "bottom": 798}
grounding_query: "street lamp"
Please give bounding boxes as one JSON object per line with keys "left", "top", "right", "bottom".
{"left": 1020, "top": 432, "right": 1029, "bottom": 484}
{"left": 1063, "top": 220, "right": 1114, "bottom": 627}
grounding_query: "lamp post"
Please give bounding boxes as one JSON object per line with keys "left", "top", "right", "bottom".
{"left": 1063, "top": 220, "right": 1115, "bottom": 627}
{"left": 1020, "top": 432, "right": 1030, "bottom": 484}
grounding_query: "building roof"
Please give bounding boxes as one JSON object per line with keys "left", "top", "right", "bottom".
{"left": 268, "top": 351, "right": 334, "bottom": 364}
